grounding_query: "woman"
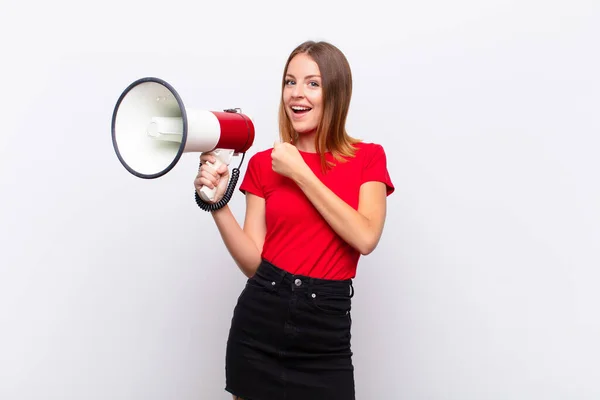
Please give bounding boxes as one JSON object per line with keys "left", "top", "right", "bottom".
{"left": 194, "top": 40, "right": 395, "bottom": 400}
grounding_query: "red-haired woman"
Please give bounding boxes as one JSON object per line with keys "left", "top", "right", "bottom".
{"left": 195, "top": 40, "right": 395, "bottom": 400}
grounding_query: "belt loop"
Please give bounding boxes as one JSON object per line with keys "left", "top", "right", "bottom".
{"left": 279, "top": 268, "right": 287, "bottom": 284}
{"left": 349, "top": 281, "right": 354, "bottom": 298}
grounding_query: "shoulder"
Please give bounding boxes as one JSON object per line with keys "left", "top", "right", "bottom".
{"left": 350, "top": 141, "right": 388, "bottom": 159}
{"left": 245, "top": 148, "right": 273, "bottom": 167}
{"left": 351, "top": 141, "right": 395, "bottom": 195}
{"left": 239, "top": 148, "right": 274, "bottom": 195}
{"left": 248, "top": 147, "right": 273, "bottom": 159}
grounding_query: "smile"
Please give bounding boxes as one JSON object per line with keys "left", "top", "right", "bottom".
{"left": 291, "top": 106, "right": 312, "bottom": 114}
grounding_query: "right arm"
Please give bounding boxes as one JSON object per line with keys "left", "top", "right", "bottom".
{"left": 210, "top": 194, "right": 266, "bottom": 277}
{"left": 195, "top": 153, "right": 266, "bottom": 277}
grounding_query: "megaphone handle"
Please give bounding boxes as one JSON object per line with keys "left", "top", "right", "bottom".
{"left": 199, "top": 158, "right": 224, "bottom": 202}
{"left": 195, "top": 152, "right": 246, "bottom": 212}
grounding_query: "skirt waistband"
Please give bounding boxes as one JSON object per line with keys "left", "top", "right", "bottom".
{"left": 255, "top": 259, "right": 354, "bottom": 297}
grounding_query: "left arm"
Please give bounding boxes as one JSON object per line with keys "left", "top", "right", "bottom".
{"left": 294, "top": 170, "right": 388, "bottom": 255}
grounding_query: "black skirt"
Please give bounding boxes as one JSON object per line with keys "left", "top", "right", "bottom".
{"left": 225, "top": 259, "right": 355, "bottom": 400}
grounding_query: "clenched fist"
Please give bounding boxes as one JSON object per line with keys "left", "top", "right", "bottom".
{"left": 271, "top": 142, "right": 310, "bottom": 181}
{"left": 194, "top": 152, "right": 229, "bottom": 203}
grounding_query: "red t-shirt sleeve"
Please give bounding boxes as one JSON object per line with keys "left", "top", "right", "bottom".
{"left": 239, "top": 152, "right": 265, "bottom": 198}
{"left": 361, "top": 144, "right": 395, "bottom": 196}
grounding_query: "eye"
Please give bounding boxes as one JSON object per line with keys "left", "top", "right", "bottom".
{"left": 309, "top": 81, "right": 320, "bottom": 87}
{"left": 285, "top": 79, "right": 295, "bottom": 85}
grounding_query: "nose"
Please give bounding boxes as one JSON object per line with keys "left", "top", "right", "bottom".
{"left": 291, "top": 83, "right": 304, "bottom": 98}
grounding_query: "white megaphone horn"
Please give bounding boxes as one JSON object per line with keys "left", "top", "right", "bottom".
{"left": 111, "top": 77, "right": 255, "bottom": 210}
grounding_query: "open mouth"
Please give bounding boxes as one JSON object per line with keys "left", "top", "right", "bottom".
{"left": 291, "top": 106, "right": 312, "bottom": 115}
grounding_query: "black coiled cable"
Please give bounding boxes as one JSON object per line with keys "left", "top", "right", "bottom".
{"left": 194, "top": 152, "right": 246, "bottom": 212}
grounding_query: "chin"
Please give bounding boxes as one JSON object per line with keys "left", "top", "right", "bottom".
{"left": 291, "top": 123, "right": 317, "bottom": 135}
{"left": 294, "top": 129, "right": 317, "bottom": 137}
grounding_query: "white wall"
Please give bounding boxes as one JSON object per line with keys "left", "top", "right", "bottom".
{"left": 1, "top": 1, "right": 599, "bottom": 399}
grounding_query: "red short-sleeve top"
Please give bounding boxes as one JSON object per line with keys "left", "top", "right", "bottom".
{"left": 239, "top": 142, "right": 394, "bottom": 280}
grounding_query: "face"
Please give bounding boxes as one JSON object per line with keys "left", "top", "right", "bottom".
{"left": 283, "top": 53, "right": 323, "bottom": 136}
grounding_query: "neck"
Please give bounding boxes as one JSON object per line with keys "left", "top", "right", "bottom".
{"left": 294, "top": 132, "right": 318, "bottom": 153}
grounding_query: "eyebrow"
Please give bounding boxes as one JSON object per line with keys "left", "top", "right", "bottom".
{"left": 285, "top": 74, "right": 322, "bottom": 79}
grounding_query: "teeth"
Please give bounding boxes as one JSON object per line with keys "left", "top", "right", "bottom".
{"left": 292, "top": 106, "right": 311, "bottom": 111}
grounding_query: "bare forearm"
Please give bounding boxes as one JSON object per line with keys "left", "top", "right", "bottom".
{"left": 210, "top": 206, "right": 262, "bottom": 277}
{"left": 294, "top": 172, "right": 377, "bottom": 255}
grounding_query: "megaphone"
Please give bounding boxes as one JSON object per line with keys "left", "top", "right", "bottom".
{"left": 111, "top": 77, "right": 255, "bottom": 210}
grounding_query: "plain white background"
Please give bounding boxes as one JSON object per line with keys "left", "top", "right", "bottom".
{"left": 1, "top": 0, "right": 599, "bottom": 399}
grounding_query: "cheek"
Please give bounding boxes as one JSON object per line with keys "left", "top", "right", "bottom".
{"left": 282, "top": 89, "right": 292, "bottom": 104}
{"left": 309, "top": 97, "right": 323, "bottom": 117}
{"left": 308, "top": 93, "right": 322, "bottom": 109}
{"left": 282, "top": 95, "right": 292, "bottom": 115}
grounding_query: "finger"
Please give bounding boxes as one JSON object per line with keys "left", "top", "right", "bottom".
{"left": 217, "top": 164, "right": 228, "bottom": 174}
{"left": 203, "top": 161, "right": 220, "bottom": 173}
{"left": 194, "top": 177, "right": 206, "bottom": 189}
{"left": 199, "top": 173, "right": 218, "bottom": 189}
{"left": 197, "top": 176, "right": 216, "bottom": 189}
{"left": 200, "top": 153, "right": 216, "bottom": 163}
{"left": 200, "top": 164, "right": 219, "bottom": 177}
{"left": 201, "top": 169, "right": 219, "bottom": 182}
{"left": 199, "top": 157, "right": 214, "bottom": 172}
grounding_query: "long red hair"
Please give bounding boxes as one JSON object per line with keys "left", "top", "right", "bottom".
{"left": 278, "top": 41, "right": 361, "bottom": 171}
